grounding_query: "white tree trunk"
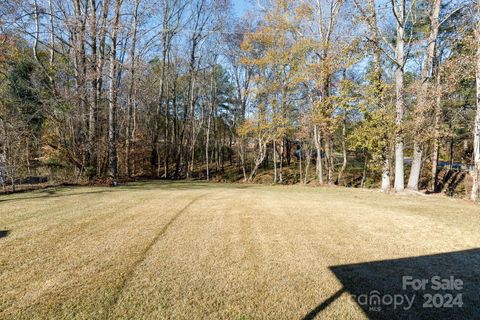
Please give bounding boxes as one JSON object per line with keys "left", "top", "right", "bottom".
{"left": 249, "top": 138, "right": 267, "bottom": 182}
{"left": 407, "top": 144, "right": 423, "bottom": 190}
{"left": 394, "top": 0, "right": 405, "bottom": 193}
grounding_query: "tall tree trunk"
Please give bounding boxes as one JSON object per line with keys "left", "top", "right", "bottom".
{"left": 249, "top": 138, "right": 267, "bottom": 182}
{"left": 126, "top": 0, "right": 140, "bottom": 177}
{"left": 0, "top": 120, "right": 6, "bottom": 192}
{"left": 381, "top": 156, "right": 391, "bottom": 192}
{"left": 154, "top": 4, "right": 171, "bottom": 177}
{"left": 206, "top": 110, "right": 211, "bottom": 181}
{"left": 325, "top": 136, "right": 334, "bottom": 185}
{"left": 10, "top": 157, "right": 15, "bottom": 193}
{"left": 431, "top": 60, "right": 442, "bottom": 192}
{"left": 407, "top": 0, "right": 442, "bottom": 190}
{"left": 72, "top": 0, "right": 88, "bottom": 170}
{"left": 337, "top": 110, "right": 347, "bottom": 185}
{"left": 313, "top": 125, "right": 323, "bottom": 184}
{"left": 205, "top": 64, "right": 216, "bottom": 181}
{"left": 304, "top": 145, "right": 311, "bottom": 184}
{"left": 33, "top": 0, "right": 56, "bottom": 88}
{"left": 88, "top": 0, "right": 98, "bottom": 169}
{"left": 108, "top": 0, "right": 122, "bottom": 179}
{"left": 95, "top": 0, "right": 110, "bottom": 175}
{"left": 299, "top": 144, "right": 303, "bottom": 183}
{"left": 0, "top": 152, "right": 5, "bottom": 192}
{"left": 186, "top": 42, "right": 197, "bottom": 178}
{"left": 239, "top": 140, "right": 247, "bottom": 182}
{"left": 471, "top": 0, "right": 480, "bottom": 201}
{"left": 394, "top": 0, "right": 406, "bottom": 192}
{"left": 163, "top": 74, "right": 171, "bottom": 178}
{"left": 286, "top": 139, "right": 291, "bottom": 166}
{"left": 48, "top": 0, "right": 55, "bottom": 66}
{"left": 273, "top": 140, "right": 277, "bottom": 183}
{"left": 279, "top": 139, "right": 284, "bottom": 183}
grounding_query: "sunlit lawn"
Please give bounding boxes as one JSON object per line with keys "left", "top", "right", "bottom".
{"left": 1, "top": 181, "right": 479, "bottom": 319}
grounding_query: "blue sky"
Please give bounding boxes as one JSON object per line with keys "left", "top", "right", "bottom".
{"left": 233, "top": 0, "right": 251, "bottom": 16}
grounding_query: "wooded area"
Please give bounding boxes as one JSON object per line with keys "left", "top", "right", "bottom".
{"left": 0, "top": 0, "right": 479, "bottom": 199}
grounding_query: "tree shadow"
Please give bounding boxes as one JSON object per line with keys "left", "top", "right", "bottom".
{"left": 0, "top": 230, "right": 10, "bottom": 238}
{"left": 0, "top": 188, "right": 121, "bottom": 203}
{"left": 430, "top": 170, "right": 466, "bottom": 194}
{"left": 303, "top": 249, "right": 480, "bottom": 319}
{"left": 302, "top": 288, "right": 345, "bottom": 320}
{"left": 0, "top": 181, "right": 253, "bottom": 203}
{"left": 444, "top": 172, "right": 465, "bottom": 196}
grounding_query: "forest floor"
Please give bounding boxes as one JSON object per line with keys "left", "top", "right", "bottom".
{"left": 1, "top": 181, "right": 480, "bottom": 319}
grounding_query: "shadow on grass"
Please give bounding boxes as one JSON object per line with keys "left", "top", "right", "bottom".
{"left": 0, "top": 181, "right": 253, "bottom": 203}
{"left": 304, "top": 249, "right": 480, "bottom": 319}
{"left": 0, "top": 230, "right": 10, "bottom": 238}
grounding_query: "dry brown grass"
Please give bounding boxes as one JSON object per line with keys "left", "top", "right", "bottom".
{"left": 1, "top": 182, "right": 480, "bottom": 319}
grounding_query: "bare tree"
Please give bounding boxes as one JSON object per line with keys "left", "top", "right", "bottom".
{"left": 392, "top": 0, "right": 408, "bottom": 192}
{"left": 471, "top": 0, "right": 480, "bottom": 201}
{"left": 126, "top": 0, "right": 140, "bottom": 177}
{"left": 108, "top": 0, "right": 123, "bottom": 179}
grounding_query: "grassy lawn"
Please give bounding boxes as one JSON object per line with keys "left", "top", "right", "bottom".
{"left": 1, "top": 182, "right": 480, "bottom": 319}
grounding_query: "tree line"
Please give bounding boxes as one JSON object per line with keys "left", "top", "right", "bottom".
{"left": 0, "top": 0, "right": 479, "bottom": 200}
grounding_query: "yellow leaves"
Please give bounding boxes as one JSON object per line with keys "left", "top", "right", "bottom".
{"left": 311, "top": 98, "right": 337, "bottom": 132}
{"left": 295, "top": 2, "right": 314, "bottom": 19}
{"left": 240, "top": 37, "right": 254, "bottom": 54}
{"left": 240, "top": 1, "right": 309, "bottom": 140}
{"left": 237, "top": 119, "right": 255, "bottom": 137}
{"left": 277, "top": 0, "right": 289, "bottom": 11}
{"left": 240, "top": 0, "right": 360, "bottom": 144}
{"left": 240, "top": 0, "right": 309, "bottom": 70}
{"left": 338, "top": 79, "right": 355, "bottom": 95}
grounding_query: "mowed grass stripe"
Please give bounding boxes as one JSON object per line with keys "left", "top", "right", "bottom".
{"left": 1, "top": 182, "right": 480, "bottom": 319}
{"left": 106, "top": 192, "right": 213, "bottom": 316}
{"left": 0, "top": 185, "right": 209, "bottom": 319}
